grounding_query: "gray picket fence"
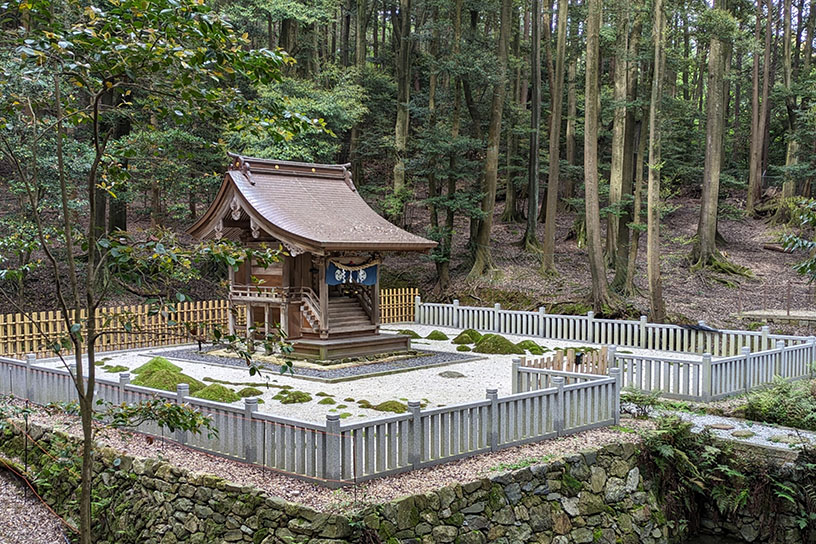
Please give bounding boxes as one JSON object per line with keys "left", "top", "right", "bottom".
{"left": 414, "top": 297, "right": 809, "bottom": 358}
{"left": 608, "top": 339, "right": 816, "bottom": 401}
{"left": 0, "top": 354, "right": 619, "bottom": 487}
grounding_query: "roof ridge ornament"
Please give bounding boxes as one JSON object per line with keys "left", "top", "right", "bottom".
{"left": 342, "top": 165, "right": 357, "bottom": 192}
{"left": 227, "top": 153, "right": 254, "bottom": 184}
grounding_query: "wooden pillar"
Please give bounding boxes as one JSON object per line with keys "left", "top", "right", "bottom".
{"left": 264, "top": 304, "right": 270, "bottom": 338}
{"left": 372, "top": 273, "right": 380, "bottom": 331}
{"left": 318, "top": 256, "right": 328, "bottom": 338}
{"left": 281, "top": 255, "right": 291, "bottom": 337}
{"left": 245, "top": 303, "right": 252, "bottom": 340}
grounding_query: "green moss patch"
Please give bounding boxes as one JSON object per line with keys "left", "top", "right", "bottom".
{"left": 315, "top": 392, "right": 332, "bottom": 397}
{"left": 516, "top": 340, "right": 545, "bottom": 355}
{"left": 371, "top": 400, "right": 408, "bottom": 414}
{"left": 451, "top": 329, "right": 482, "bottom": 344}
{"left": 273, "top": 390, "right": 312, "bottom": 404}
{"left": 132, "top": 369, "right": 205, "bottom": 393}
{"left": 192, "top": 384, "right": 241, "bottom": 403}
{"left": 397, "top": 329, "right": 422, "bottom": 339}
{"left": 425, "top": 330, "right": 449, "bottom": 341}
{"left": 238, "top": 387, "right": 264, "bottom": 398}
{"left": 456, "top": 345, "right": 472, "bottom": 352}
{"left": 133, "top": 357, "right": 181, "bottom": 375}
{"left": 473, "top": 334, "right": 525, "bottom": 355}
{"left": 339, "top": 412, "right": 352, "bottom": 419}
{"left": 343, "top": 397, "right": 355, "bottom": 402}
{"left": 318, "top": 397, "right": 336, "bottom": 405}
{"left": 102, "top": 365, "right": 129, "bottom": 374}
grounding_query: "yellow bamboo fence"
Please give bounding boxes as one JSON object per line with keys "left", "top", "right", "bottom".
{"left": 521, "top": 347, "right": 609, "bottom": 375}
{"left": 379, "top": 287, "right": 419, "bottom": 324}
{"left": 0, "top": 288, "right": 419, "bottom": 359}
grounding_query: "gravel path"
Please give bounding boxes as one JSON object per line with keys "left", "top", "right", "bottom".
{"left": 0, "top": 469, "right": 68, "bottom": 544}
{"left": 666, "top": 410, "right": 816, "bottom": 450}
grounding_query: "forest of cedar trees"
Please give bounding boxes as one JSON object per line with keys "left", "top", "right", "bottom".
{"left": 1, "top": 0, "right": 816, "bottom": 327}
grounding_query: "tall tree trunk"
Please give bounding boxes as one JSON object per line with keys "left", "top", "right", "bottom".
{"left": 562, "top": 57, "right": 577, "bottom": 204}
{"left": 647, "top": 0, "right": 666, "bottom": 321}
{"left": 468, "top": 0, "right": 512, "bottom": 278}
{"left": 748, "top": 0, "right": 772, "bottom": 213}
{"left": 782, "top": 0, "right": 799, "bottom": 194}
{"left": 626, "top": 111, "right": 649, "bottom": 294}
{"left": 584, "top": 0, "right": 611, "bottom": 311}
{"left": 342, "top": 0, "right": 352, "bottom": 66}
{"left": 522, "top": 0, "right": 543, "bottom": 250}
{"left": 392, "top": 0, "right": 411, "bottom": 208}
{"left": 539, "top": 0, "right": 569, "bottom": 268}
{"left": 349, "top": 0, "right": 367, "bottom": 186}
{"left": 502, "top": 6, "right": 523, "bottom": 224}
{"left": 692, "top": 3, "right": 728, "bottom": 266}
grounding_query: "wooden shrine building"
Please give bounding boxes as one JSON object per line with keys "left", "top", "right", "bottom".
{"left": 188, "top": 154, "right": 436, "bottom": 359}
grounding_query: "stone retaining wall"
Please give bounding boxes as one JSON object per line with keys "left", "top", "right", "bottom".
{"left": 0, "top": 422, "right": 812, "bottom": 544}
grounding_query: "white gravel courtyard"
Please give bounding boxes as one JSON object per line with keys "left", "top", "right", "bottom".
{"left": 31, "top": 324, "right": 700, "bottom": 423}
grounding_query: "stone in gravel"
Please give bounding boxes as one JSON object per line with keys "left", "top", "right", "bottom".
{"left": 438, "top": 371, "right": 466, "bottom": 378}
{"left": 768, "top": 434, "right": 809, "bottom": 445}
{"left": 706, "top": 423, "right": 735, "bottom": 430}
{"left": 731, "top": 430, "right": 756, "bottom": 439}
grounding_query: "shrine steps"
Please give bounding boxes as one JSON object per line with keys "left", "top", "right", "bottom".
{"left": 291, "top": 333, "right": 411, "bottom": 360}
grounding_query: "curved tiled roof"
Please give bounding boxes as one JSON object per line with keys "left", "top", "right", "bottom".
{"left": 187, "top": 155, "right": 437, "bottom": 253}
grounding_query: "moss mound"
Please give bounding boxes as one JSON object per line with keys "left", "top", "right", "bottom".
{"left": 425, "top": 330, "right": 449, "bottom": 341}
{"left": 373, "top": 400, "right": 408, "bottom": 413}
{"left": 238, "top": 387, "right": 264, "bottom": 398}
{"left": 193, "top": 384, "right": 241, "bottom": 403}
{"left": 274, "top": 390, "right": 312, "bottom": 404}
{"left": 397, "top": 329, "right": 422, "bottom": 339}
{"left": 456, "top": 345, "right": 472, "bottom": 352}
{"left": 132, "top": 369, "right": 205, "bottom": 393}
{"left": 133, "top": 357, "right": 181, "bottom": 375}
{"left": 474, "top": 334, "right": 525, "bottom": 355}
{"left": 516, "top": 340, "right": 545, "bottom": 355}
{"left": 317, "top": 397, "right": 336, "bottom": 405}
{"left": 102, "top": 365, "right": 129, "bottom": 374}
{"left": 451, "top": 329, "right": 483, "bottom": 344}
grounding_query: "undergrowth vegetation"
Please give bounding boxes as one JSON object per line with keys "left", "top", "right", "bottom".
{"left": 744, "top": 378, "right": 816, "bottom": 431}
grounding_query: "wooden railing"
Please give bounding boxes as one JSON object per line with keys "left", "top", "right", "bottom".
{"left": 229, "top": 285, "right": 284, "bottom": 302}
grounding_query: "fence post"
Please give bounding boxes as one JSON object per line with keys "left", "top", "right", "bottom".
{"left": 325, "top": 414, "right": 342, "bottom": 481}
{"left": 761, "top": 325, "right": 770, "bottom": 351}
{"left": 486, "top": 389, "right": 499, "bottom": 451}
{"left": 607, "top": 345, "right": 618, "bottom": 373}
{"left": 408, "top": 401, "right": 422, "bottom": 469}
{"left": 740, "top": 346, "right": 751, "bottom": 394}
{"left": 25, "top": 353, "right": 35, "bottom": 401}
{"left": 701, "top": 353, "right": 712, "bottom": 402}
{"left": 553, "top": 377, "right": 565, "bottom": 436}
{"left": 608, "top": 368, "right": 621, "bottom": 424}
{"left": 538, "top": 306, "right": 546, "bottom": 338}
{"left": 493, "top": 303, "right": 502, "bottom": 332}
{"left": 68, "top": 364, "right": 77, "bottom": 400}
{"left": 119, "top": 372, "right": 130, "bottom": 406}
{"left": 414, "top": 295, "right": 422, "bottom": 324}
{"left": 452, "top": 299, "right": 460, "bottom": 329}
{"left": 809, "top": 337, "right": 816, "bottom": 379}
{"left": 176, "top": 384, "right": 190, "bottom": 445}
{"left": 512, "top": 358, "right": 521, "bottom": 394}
{"left": 586, "top": 311, "right": 595, "bottom": 343}
{"left": 775, "top": 340, "right": 786, "bottom": 378}
{"left": 243, "top": 398, "right": 258, "bottom": 463}
{"left": 639, "top": 316, "right": 648, "bottom": 348}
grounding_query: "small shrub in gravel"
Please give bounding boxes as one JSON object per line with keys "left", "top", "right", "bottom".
{"left": 318, "top": 397, "right": 336, "bottom": 405}
{"left": 193, "top": 384, "right": 241, "bottom": 403}
{"left": 132, "top": 370, "right": 205, "bottom": 393}
{"left": 238, "top": 387, "right": 264, "bottom": 398}
{"left": 425, "top": 330, "right": 449, "bottom": 341}
{"left": 456, "top": 345, "right": 472, "bottom": 352}
{"left": 397, "top": 329, "right": 422, "bottom": 339}
{"left": 516, "top": 340, "right": 545, "bottom": 355}
{"left": 133, "top": 357, "right": 181, "bottom": 375}
{"left": 473, "top": 334, "right": 524, "bottom": 355}
{"left": 274, "top": 390, "right": 313, "bottom": 404}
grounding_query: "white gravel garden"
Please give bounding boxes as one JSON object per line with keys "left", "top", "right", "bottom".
{"left": 32, "top": 324, "right": 702, "bottom": 423}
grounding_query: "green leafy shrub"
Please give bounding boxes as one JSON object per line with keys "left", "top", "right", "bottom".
{"left": 132, "top": 370, "right": 205, "bottom": 393}
{"left": 473, "top": 334, "right": 525, "bottom": 355}
{"left": 456, "top": 345, "right": 472, "bottom": 352}
{"left": 621, "top": 387, "right": 660, "bottom": 418}
{"left": 425, "top": 330, "right": 449, "bottom": 341}
{"left": 451, "top": 329, "right": 482, "bottom": 344}
{"left": 273, "top": 390, "right": 312, "bottom": 404}
{"left": 397, "top": 329, "right": 422, "bottom": 339}
{"left": 192, "top": 384, "right": 241, "bottom": 403}
{"left": 133, "top": 357, "right": 181, "bottom": 375}
{"left": 238, "top": 387, "right": 264, "bottom": 397}
{"left": 744, "top": 378, "right": 816, "bottom": 431}
{"left": 516, "top": 340, "right": 545, "bottom": 355}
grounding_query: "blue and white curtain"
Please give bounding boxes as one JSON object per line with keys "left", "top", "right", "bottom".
{"left": 327, "top": 262, "right": 378, "bottom": 286}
